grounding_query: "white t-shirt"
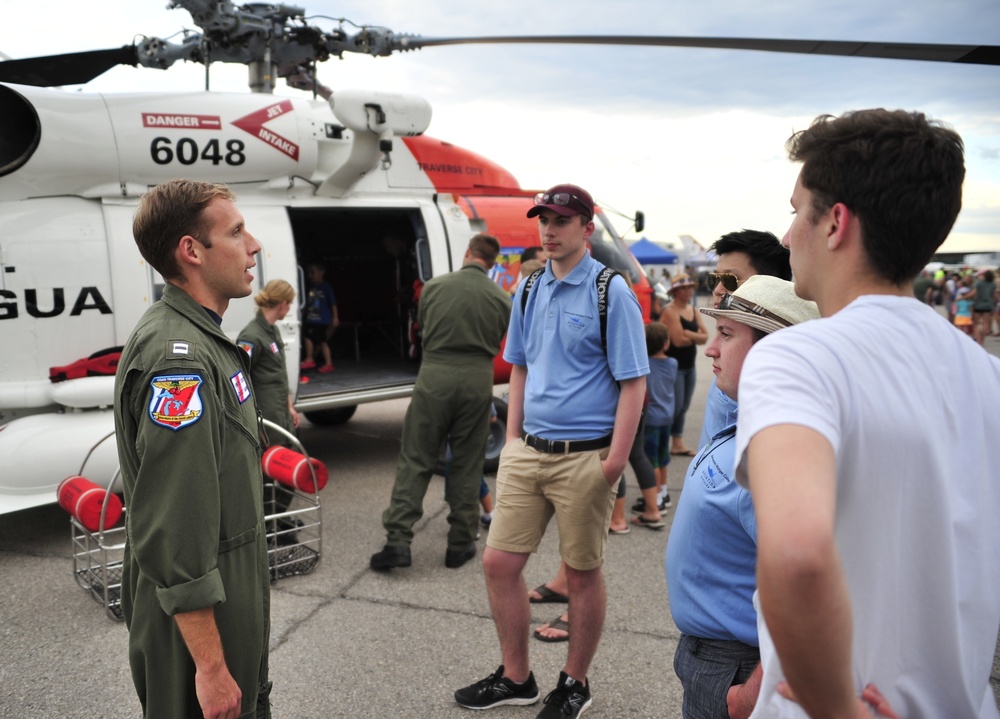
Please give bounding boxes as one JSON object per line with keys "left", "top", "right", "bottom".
{"left": 735, "top": 295, "right": 1000, "bottom": 719}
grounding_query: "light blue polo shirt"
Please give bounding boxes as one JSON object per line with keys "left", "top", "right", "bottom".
{"left": 504, "top": 253, "right": 648, "bottom": 441}
{"left": 699, "top": 379, "right": 739, "bottom": 449}
{"left": 665, "top": 423, "right": 759, "bottom": 646}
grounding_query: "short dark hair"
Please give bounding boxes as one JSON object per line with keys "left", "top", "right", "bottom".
{"left": 787, "top": 109, "right": 965, "bottom": 284}
{"left": 710, "top": 230, "right": 791, "bottom": 280}
{"left": 132, "top": 179, "right": 235, "bottom": 281}
{"left": 469, "top": 233, "right": 502, "bottom": 267}
{"left": 645, "top": 321, "right": 670, "bottom": 356}
{"left": 520, "top": 246, "right": 543, "bottom": 263}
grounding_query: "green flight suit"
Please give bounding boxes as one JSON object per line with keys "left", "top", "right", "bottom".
{"left": 237, "top": 311, "right": 295, "bottom": 446}
{"left": 238, "top": 310, "right": 297, "bottom": 519}
{"left": 382, "top": 262, "right": 512, "bottom": 550}
{"left": 114, "top": 283, "right": 271, "bottom": 719}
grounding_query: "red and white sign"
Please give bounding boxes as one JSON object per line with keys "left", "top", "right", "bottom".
{"left": 231, "top": 100, "right": 299, "bottom": 160}
{"left": 142, "top": 113, "right": 222, "bottom": 130}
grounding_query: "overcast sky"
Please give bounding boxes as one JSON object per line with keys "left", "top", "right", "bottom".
{"left": 4, "top": 0, "right": 998, "bottom": 255}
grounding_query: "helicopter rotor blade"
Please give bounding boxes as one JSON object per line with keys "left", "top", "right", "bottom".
{"left": 1, "top": 29, "right": 995, "bottom": 91}
{"left": 0, "top": 46, "right": 139, "bottom": 87}
{"left": 392, "top": 35, "right": 1000, "bottom": 66}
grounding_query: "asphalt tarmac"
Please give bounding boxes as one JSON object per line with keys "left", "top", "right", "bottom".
{"left": 2, "top": 315, "right": 998, "bottom": 718}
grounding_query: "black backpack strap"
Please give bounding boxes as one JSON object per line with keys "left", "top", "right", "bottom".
{"left": 519, "top": 268, "right": 546, "bottom": 314}
{"left": 595, "top": 266, "right": 619, "bottom": 355}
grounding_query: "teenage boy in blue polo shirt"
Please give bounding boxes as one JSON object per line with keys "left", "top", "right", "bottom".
{"left": 455, "top": 184, "right": 648, "bottom": 719}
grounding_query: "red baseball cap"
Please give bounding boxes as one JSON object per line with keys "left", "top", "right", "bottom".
{"left": 526, "top": 184, "right": 594, "bottom": 220}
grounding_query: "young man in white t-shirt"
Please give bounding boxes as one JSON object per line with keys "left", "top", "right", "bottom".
{"left": 735, "top": 109, "right": 1000, "bottom": 718}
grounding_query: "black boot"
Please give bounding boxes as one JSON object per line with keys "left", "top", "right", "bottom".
{"left": 445, "top": 542, "right": 477, "bottom": 569}
{"left": 370, "top": 544, "right": 411, "bottom": 571}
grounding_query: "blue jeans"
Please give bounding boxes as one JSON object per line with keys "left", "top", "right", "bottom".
{"left": 671, "top": 366, "right": 697, "bottom": 439}
{"left": 673, "top": 634, "right": 759, "bottom": 719}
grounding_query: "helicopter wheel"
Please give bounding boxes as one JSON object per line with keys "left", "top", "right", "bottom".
{"left": 303, "top": 405, "right": 357, "bottom": 426}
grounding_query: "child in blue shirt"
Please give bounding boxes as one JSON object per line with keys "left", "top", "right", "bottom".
{"left": 301, "top": 261, "right": 339, "bottom": 373}
{"left": 643, "top": 321, "right": 678, "bottom": 511}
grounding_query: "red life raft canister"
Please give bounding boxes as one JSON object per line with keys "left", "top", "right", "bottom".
{"left": 261, "top": 446, "right": 328, "bottom": 493}
{"left": 57, "top": 476, "right": 123, "bottom": 532}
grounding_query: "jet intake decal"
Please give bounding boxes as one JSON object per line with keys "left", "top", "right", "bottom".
{"left": 231, "top": 100, "right": 299, "bottom": 160}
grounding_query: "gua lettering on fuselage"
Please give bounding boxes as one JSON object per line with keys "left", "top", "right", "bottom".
{"left": 0, "top": 287, "right": 113, "bottom": 320}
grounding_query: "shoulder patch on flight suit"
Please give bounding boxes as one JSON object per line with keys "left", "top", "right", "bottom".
{"left": 237, "top": 340, "right": 254, "bottom": 358}
{"left": 148, "top": 375, "right": 204, "bottom": 430}
{"left": 166, "top": 339, "right": 196, "bottom": 359}
{"left": 230, "top": 370, "right": 252, "bottom": 404}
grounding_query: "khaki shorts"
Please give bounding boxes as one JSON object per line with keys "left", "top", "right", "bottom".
{"left": 486, "top": 438, "right": 620, "bottom": 570}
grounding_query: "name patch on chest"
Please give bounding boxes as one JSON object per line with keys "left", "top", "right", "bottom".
{"left": 148, "top": 375, "right": 204, "bottom": 431}
{"left": 231, "top": 370, "right": 252, "bottom": 404}
{"left": 269, "top": 341, "right": 280, "bottom": 354}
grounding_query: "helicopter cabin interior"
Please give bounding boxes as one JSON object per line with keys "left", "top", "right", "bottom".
{"left": 288, "top": 207, "right": 431, "bottom": 403}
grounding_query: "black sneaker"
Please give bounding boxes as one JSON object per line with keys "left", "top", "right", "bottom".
{"left": 536, "top": 672, "right": 592, "bottom": 719}
{"left": 635, "top": 496, "right": 672, "bottom": 513}
{"left": 455, "top": 665, "right": 540, "bottom": 709}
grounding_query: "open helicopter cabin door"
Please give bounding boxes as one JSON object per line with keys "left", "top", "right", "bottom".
{"left": 287, "top": 204, "right": 439, "bottom": 419}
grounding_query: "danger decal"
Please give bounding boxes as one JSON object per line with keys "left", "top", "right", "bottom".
{"left": 231, "top": 100, "right": 299, "bottom": 160}
{"left": 148, "top": 375, "right": 204, "bottom": 431}
{"left": 142, "top": 113, "right": 222, "bottom": 130}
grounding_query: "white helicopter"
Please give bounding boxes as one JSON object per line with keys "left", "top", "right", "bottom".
{"left": 0, "top": 0, "right": 996, "bottom": 514}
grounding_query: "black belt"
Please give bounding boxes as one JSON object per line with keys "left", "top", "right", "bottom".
{"left": 521, "top": 432, "right": 612, "bottom": 454}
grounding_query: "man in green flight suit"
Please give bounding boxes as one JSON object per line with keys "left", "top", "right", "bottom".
{"left": 115, "top": 179, "right": 272, "bottom": 719}
{"left": 371, "top": 233, "right": 512, "bottom": 571}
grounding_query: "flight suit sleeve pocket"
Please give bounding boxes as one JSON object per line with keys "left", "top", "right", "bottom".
{"left": 219, "top": 526, "right": 259, "bottom": 553}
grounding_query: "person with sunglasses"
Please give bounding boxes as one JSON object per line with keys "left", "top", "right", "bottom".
{"left": 737, "top": 110, "right": 1000, "bottom": 718}
{"left": 455, "top": 184, "right": 648, "bottom": 719}
{"left": 666, "top": 275, "right": 819, "bottom": 719}
{"left": 698, "top": 230, "right": 791, "bottom": 450}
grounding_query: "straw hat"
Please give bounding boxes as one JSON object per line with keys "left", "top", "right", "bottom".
{"left": 700, "top": 275, "right": 820, "bottom": 334}
{"left": 666, "top": 273, "right": 697, "bottom": 294}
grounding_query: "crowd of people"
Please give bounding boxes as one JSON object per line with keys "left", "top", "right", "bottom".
{"left": 914, "top": 266, "right": 999, "bottom": 344}
{"left": 113, "top": 107, "right": 1000, "bottom": 719}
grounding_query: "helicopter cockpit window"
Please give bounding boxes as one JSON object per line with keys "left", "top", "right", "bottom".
{"left": 589, "top": 212, "right": 641, "bottom": 286}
